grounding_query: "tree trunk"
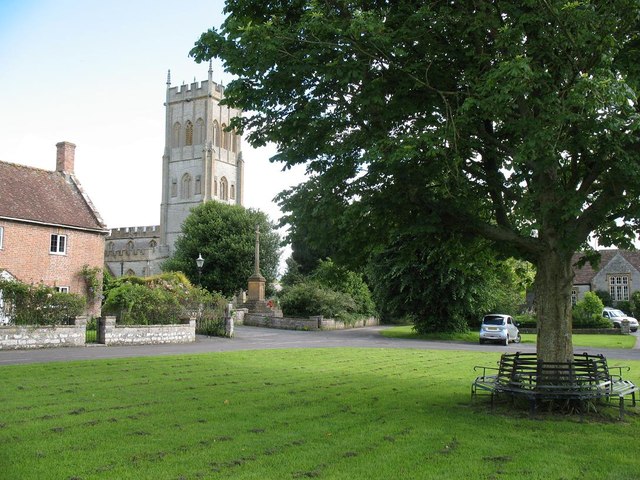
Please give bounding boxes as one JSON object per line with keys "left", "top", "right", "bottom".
{"left": 535, "top": 250, "right": 574, "bottom": 364}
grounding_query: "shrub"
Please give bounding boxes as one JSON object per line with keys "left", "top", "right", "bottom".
{"left": 631, "top": 291, "right": 640, "bottom": 318}
{"left": 0, "top": 280, "right": 85, "bottom": 325}
{"left": 279, "top": 281, "right": 360, "bottom": 323}
{"left": 594, "top": 290, "right": 612, "bottom": 307}
{"left": 311, "top": 259, "right": 376, "bottom": 316}
{"left": 103, "top": 283, "right": 184, "bottom": 325}
{"left": 615, "top": 300, "right": 632, "bottom": 315}
{"left": 192, "top": 288, "right": 228, "bottom": 336}
{"left": 514, "top": 313, "right": 537, "bottom": 328}
{"left": 572, "top": 292, "right": 609, "bottom": 328}
{"left": 102, "top": 272, "right": 227, "bottom": 328}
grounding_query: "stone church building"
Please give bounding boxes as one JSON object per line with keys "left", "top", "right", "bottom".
{"left": 105, "top": 66, "right": 244, "bottom": 277}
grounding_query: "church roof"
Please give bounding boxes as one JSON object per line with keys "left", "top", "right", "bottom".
{"left": 572, "top": 249, "right": 640, "bottom": 285}
{"left": 0, "top": 160, "right": 106, "bottom": 232}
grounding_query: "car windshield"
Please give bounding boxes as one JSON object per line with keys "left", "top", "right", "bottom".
{"left": 483, "top": 316, "right": 505, "bottom": 326}
{"left": 608, "top": 310, "right": 625, "bottom": 318}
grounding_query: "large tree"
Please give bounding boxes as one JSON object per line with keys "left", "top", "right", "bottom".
{"left": 162, "top": 201, "right": 281, "bottom": 297}
{"left": 191, "top": 1, "right": 640, "bottom": 362}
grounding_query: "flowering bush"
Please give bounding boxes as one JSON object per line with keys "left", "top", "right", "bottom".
{"left": 0, "top": 280, "right": 85, "bottom": 325}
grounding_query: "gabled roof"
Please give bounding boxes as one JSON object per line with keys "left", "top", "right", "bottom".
{"left": 572, "top": 249, "right": 640, "bottom": 285}
{"left": 0, "top": 160, "right": 106, "bottom": 232}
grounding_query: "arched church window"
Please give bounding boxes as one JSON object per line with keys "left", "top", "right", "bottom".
{"left": 171, "top": 178, "right": 178, "bottom": 197}
{"left": 212, "top": 121, "right": 221, "bottom": 147}
{"left": 214, "top": 176, "right": 218, "bottom": 196}
{"left": 194, "top": 118, "right": 205, "bottom": 145}
{"left": 221, "top": 124, "right": 228, "bottom": 149}
{"left": 220, "top": 177, "right": 228, "bottom": 200}
{"left": 181, "top": 173, "right": 192, "bottom": 199}
{"left": 185, "top": 121, "right": 193, "bottom": 146}
{"left": 172, "top": 122, "right": 181, "bottom": 147}
{"left": 230, "top": 184, "right": 236, "bottom": 200}
{"left": 195, "top": 175, "right": 202, "bottom": 195}
{"left": 149, "top": 240, "right": 157, "bottom": 249}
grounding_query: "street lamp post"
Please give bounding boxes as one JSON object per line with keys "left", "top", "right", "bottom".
{"left": 196, "top": 253, "right": 204, "bottom": 287}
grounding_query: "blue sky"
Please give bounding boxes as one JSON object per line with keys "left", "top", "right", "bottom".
{"left": 0, "top": 0, "right": 306, "bottom": 229}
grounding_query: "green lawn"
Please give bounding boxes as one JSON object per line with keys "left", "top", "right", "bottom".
{"left": 2, "top": 348, "right": 640, "bottom": 479}
{"left": 382, "top": 326, "right": 638, "bottom": 349}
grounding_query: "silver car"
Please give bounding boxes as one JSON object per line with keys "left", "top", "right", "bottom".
{"left": 479, "top": 314, "right": 521, "bottom": 346}
{"left": 602, "top": 308, "right": 639, "bottom": 332}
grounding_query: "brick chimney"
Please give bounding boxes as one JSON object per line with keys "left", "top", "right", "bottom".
{"left": 56, "top": 141, "right": 76, "bottom": 174}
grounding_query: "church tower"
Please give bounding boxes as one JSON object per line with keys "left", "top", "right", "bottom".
{"left": 105, "top": 67, "right": 245, "bottom": 279}
{"left": 159, "top": 64, "right": 245, "bottom": 253}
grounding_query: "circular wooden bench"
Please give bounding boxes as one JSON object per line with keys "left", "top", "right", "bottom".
{"left": 472, "top": 352, "right": 638, "bottom": 418}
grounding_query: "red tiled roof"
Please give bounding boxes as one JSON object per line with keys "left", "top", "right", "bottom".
{"left": 0, "top": 160, "right": 106, "bottom": 232}
{"left": 572, "top": 249, "right": 640, "bottom": 284}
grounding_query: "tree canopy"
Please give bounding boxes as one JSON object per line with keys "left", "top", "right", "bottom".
{"left": 192, "top": 1, "right": 640, "bottom": 362}
{"left": 162, "top": 201, "right": 281, "bottom": 297}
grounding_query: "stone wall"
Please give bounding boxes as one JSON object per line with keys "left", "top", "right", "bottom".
{"left": 99, "top": 316, "right": 196, "bottom": 346}
{"left": 242, "top": 313, "right": 379, "bottom": 331}
{"left": 0, "top": 317, "right": 87, "bottom": 350}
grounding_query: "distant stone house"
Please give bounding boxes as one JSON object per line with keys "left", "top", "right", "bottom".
{"left": 0, "top": 142, "right": 108, "bottom": 316}
{"left": 571, "top": 250, "right": 640, "bottom": 305}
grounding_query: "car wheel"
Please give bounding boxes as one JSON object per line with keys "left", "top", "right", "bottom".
{"left": 516, "top": 333, "right": 522, "bottom": 343}
{"left": 479, "top": 339, "right": 485, "bottom": 345}
{"left": 503, "top": 336, "right": 509, "bottom": 346}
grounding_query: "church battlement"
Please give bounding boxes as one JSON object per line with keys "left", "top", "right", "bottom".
{"left": 108, "top": 225, "right": 160, "bottom": 239}
{"left": 167, "top": 79, "right": 224, "bottom": 103}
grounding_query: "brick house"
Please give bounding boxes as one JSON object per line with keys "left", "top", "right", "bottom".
{"left": 571, "top": 250, "right": 640, "bottom": 305}
{"left": 0, "top": 142, "right": 108, "bottom": 316}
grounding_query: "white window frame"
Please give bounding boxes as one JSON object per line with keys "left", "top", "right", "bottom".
{"left": 55, "top": 286, "right": 69, "bottom": 293}
{"left": 0, "top": 226, "right": 3, "bottom": 249}
{"left": 50, "top": 234, "right": 67, "bottom": 255}
{"left": 609, "top": 275, "right": 630, "bottom": 302}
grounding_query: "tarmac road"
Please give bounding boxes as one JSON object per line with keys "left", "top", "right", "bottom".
{"left": 1, "top": 325, "right": 639, "bottom": 365}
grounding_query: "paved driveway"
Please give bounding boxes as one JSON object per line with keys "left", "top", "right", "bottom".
{"left": 1, "top": 325, "right": 639, "bottom": 365}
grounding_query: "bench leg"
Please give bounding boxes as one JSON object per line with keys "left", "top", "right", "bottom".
{"left": 619, "top": 396, "right": 625, "bottom": 420}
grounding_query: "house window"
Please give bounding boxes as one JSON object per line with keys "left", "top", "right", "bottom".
{"left": 571, "top": 289, "right": 578, "bottom": 306}
{"left": 0, "top": 226, "right": 3, "bottom": 249}
{"left": 50, "top": 234, "right": 67, "bottom": 254}
{"left": 609, "top": 275, "right": 630, "bottom": 301}
{"left": 55, "top": 286, "right": 69, "bottom": 293}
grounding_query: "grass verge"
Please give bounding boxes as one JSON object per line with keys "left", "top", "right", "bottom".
{"left": 382, "top": 326, "right": 638, "bottom": 349}
{"left": 1, "top": 348, "right": 640, "bottom": 479}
